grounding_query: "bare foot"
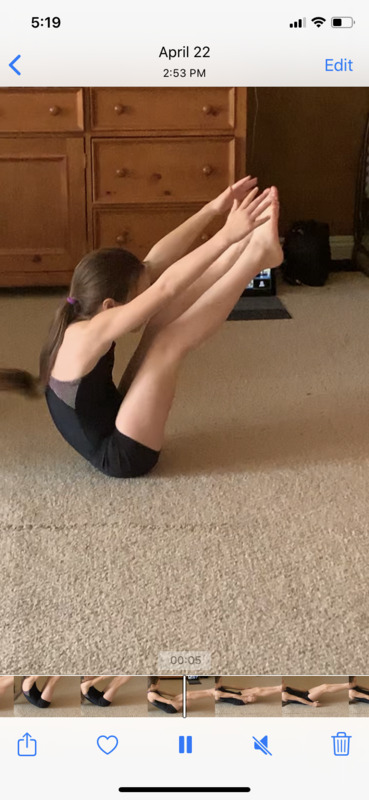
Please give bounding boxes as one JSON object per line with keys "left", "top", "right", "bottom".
{"left": 248, "top": 186, "right": 283, "bottom": 270}
{"left": 241, "top": 692, "right": 256, "bottom": 703}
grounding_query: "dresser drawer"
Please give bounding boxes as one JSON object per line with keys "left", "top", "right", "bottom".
{"left": 92, "top": 137, "right": 235, "bottom": 204}
{"left": 90, "top": 88, "right": 235, "bottom": 132}
{"left": 0, "top": 90, "right": 84, "bottom": 132}
{"left": 93, "top": 206, "right": 222, "bottom": 260}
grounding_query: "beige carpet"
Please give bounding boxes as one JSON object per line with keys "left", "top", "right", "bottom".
{"left": 1, "top": 273, "right": 369, "bottom": 675}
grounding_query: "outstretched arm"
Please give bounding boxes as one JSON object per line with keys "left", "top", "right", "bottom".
{"left": 144, "top": 204, "right": 216, "bottom": 282}
{"left": 144, "top": 176, "right": 258, "bottom": 281}
{"left": 88, "top": 187, "right": 271, "bottom": 346}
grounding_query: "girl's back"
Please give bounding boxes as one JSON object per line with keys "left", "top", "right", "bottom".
{"left": 50, "top": 320, "right": 113, "bottom": 382}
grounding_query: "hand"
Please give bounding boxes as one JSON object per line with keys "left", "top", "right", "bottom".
{"left": 209, "top": 176, "right": 258, "bottom": 216}
{"left": 221, "top": 187, "right": 272, "bottom": 245}
{"left": 242, "top": 693, "right": 256, "bottom": 703}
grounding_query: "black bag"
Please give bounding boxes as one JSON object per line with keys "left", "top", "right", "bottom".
{"left": 282, "top": 220, "right": 331, "bottom": 286}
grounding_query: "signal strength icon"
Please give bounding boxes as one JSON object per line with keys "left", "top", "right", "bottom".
{"left": 312, "top": 16, "right": 326, "bottom": 27}
{"left": 289, "top": 17, "right": 306, "bottom": 28}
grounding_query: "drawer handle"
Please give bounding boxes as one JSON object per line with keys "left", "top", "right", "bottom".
{"left": 114, "top": 104, "right": 126, "bottom": 115}
{"left": 202, "top": 164, "right": 214, "bottom": 176}
{"left": 202, "top": 105, "right": 214, "bottom": 115}
{"left": 116, "top": 232, "right": 129, "bottom": 244}
{"left": 116, "top": 168, "right": 128, "bottom": 178}
{"left": 49, "top": 105, "right": 61, "bottom": 116}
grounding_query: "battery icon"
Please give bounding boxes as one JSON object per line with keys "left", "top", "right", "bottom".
{"left": 331, "top": 17, "right": 355, "bottom": 27}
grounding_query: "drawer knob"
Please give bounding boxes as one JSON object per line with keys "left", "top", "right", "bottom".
{"left": 114, "top": 104, "right": 126, "bottom": 115}
{"left": 116, "top": 168, "right": 128, "bottom": 178}
{"left": 152, "top": 172, "right": 162, "bottom": 181}
{"left": 49, "top": 105, "right": 61, "bottom": 116}
{"left": 116, "top": 232, "right": 129, "bottom": 245}
{"left": 202, "top": 164, "right": 213, "bottom": 176}
{"left": 202, "top": 105, "right": 214, "bottom": 115}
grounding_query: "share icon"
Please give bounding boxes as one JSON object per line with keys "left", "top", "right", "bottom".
{"left": 252, "top": 735, "right": 272, "bottom": 756}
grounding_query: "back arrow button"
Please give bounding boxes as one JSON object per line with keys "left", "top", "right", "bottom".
{"left": 9, "top": 55, "right": 21, "bottom": 75}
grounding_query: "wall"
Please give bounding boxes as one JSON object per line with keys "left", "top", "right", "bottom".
{"left": 246, "top": 88, "right": 369, "bottom": 236}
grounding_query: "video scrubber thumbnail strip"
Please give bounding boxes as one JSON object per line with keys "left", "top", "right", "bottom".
{"left": 1, "top": 676, "right": 367, "bottom": 716}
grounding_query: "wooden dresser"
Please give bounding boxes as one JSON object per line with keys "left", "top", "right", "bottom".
{"left": 0, "top": 88, "right": 246, "bottom": 286}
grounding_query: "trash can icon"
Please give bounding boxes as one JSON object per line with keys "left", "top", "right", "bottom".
{"left": 332, "top": 732, "right": 351, "bottom": 756}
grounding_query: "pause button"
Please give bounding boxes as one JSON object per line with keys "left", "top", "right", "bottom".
{"left": 179, "top": 736, "right": 193, "bottom": 754}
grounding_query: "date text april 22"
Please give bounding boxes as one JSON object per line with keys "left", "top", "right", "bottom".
{"left": 159, "top": 45, "right": 210, "bottom": 60}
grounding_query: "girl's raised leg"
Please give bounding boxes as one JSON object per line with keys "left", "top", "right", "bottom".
{"left": 40, "top": 676, "right": 61, "bottom": 704}
{"left": 307, "top": 682, "right": 350, "bottom": 702}
{"left": 101, "top": 676, "right": 131, "bottom": 703}
{"left": 117, "top": 236, "right": 251, "bottom": 396}
{"left": 242, "top": 685, "right": 282, "bottom": 698}
{"left": 115, "top": 189, "right": 282, "bottom": 452}
{"left": 0, "top": 676, "right": 13, "bottom": 695}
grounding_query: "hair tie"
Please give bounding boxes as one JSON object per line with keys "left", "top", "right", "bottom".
{"left": 67, "top": 296, "right": 77, "bottom": 305}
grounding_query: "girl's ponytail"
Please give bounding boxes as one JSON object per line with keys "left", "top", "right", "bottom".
{"left": 0, "top": 368, "right": 42, "bottom": 398}
{"left": 1, "top": 247, "right": 145, "bottom": 401}
{"left": 0, "top": 299, "right": 76, "bottom": 400}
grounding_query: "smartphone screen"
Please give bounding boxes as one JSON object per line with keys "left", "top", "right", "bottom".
{"left": 0, "top": 2, "right": 367, "bottom": 797}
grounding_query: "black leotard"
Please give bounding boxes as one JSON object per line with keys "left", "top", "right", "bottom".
{"left": 218, "top": 696, "right": 246, "bottom": 706}
{"left": 285, "top": 687, "right": 314, "bottom": 703}
{"left": 45, "top": 343, "right": 160, "bottom": 478}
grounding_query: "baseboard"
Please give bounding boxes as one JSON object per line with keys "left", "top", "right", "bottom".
{"left": 329, "top": 235, "right": 354, "bottom": 260}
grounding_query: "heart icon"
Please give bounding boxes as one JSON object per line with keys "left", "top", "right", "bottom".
{"left": 97, "top": 735, "right": 119, "bottom": 755}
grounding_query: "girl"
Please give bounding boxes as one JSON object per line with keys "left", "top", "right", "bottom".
{"left": 282, "top": 680, "right": 350, "bottom": 708}
{"left": 21, "top": 676, "right": 62, "bottom": 709}
{"left": 81, "top": 675, "right": 132, "bottom": 707}
{"left": 147, "top": 676, "right": 182, "bottom": 713}
{"left": 348, "top": 677, "right": 369, "bottom": 705}
{"left": 147, "top": 676, "right": 215, "bottom": 714}
{"left": 215, "top": 677, "right": 282, "bottom": 706}
{"left": 0, "top": 179, "right": 282, "bottom": 478}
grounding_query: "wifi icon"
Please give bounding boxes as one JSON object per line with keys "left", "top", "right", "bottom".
{"left": 312, "top": 16, "right": 326, "bottom": 27}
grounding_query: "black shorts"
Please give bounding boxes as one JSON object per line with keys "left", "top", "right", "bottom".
{"left": 151, "top": 699, "right": 178, "bottom": 713}
{"left": 92, "top": 427, "right": 160, "bottom": 478}
{"left": 45, "top": 386, "right": 160, "bottom": 479}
